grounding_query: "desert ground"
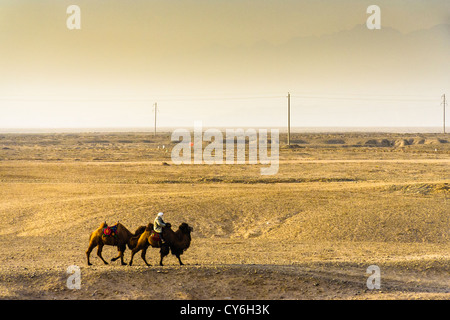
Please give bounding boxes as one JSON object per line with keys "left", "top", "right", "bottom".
{"left": 0, "top": 131, "right": 449, "bottom": 300}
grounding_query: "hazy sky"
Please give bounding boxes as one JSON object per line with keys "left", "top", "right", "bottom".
{"left": 0, "top": 0, "right": 449, "bottom": 129}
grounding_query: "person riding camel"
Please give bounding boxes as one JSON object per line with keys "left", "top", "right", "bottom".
{"left": 153, "top": 212, "right": 167, "bottom": 243}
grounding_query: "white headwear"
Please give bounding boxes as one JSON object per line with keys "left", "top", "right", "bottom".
{"left": 158, "top": 212, "right": 164, "bottom": 217}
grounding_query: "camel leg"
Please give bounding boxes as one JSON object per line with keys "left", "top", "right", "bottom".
{"left": 159, "top": 244, "right": 169, "bottom": 266}
{"left": 129, "top": 243, "right": 146, "bottom": 266}
{"left": 141, "top": 246, "right": 151, "bottom": 266}
{"left": 176, "top": 254, "right": 184, "bottom": 266}
{"left": 111, "top": 245, "right": 127, "bottom": 265}
{"left": 111, "top": 247, "right": 121, "bottom": 262}
{"left": 129, "top": 247, "right": 139, "bottom": 266}
{"left": 97, "top": 244, "right": 109, "bottom": 265}
{"left": 130, "top": 235, "right": 151, "bottom": 266}
{"left": 119, "top": 245, "right": 127, "bottom": 265}
{"left": 86, "top": 241, "right": 97, "bottom": 266}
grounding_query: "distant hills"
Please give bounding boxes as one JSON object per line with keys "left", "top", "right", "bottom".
{"left": 177, "top": 24, "right": 450, "bottom": 92}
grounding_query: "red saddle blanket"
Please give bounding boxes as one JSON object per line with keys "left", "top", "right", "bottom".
{"left": 150, "top": 231, "right": 161, "bottom": 243}
{"left": 102, "top": 225, "right": 118, "bottom": 238}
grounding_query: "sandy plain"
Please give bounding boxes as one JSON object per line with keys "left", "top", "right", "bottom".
{"left": 0, "top": 131, "right": 448, "bottom": 300}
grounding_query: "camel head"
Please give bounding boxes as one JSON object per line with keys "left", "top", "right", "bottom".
{"left": 179, "top": 222, "right": 193, "bottom": 234}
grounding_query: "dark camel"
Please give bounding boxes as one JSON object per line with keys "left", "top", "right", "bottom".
{"left": 129, "top": 222, "right": 193, "bottom": 266}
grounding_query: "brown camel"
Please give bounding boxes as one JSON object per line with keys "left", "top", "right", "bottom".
{"left": 129, "top": 222, "right": 193, "bottom": 266}
{"left": 86, "top": 221, "right": 146, "bottom": 266}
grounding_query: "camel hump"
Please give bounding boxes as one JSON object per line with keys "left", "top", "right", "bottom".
{"left": 134, "top": 225, "right": 146, "bottom": 235}
{"left": 99, "top": 221, "right": 107, "bottom": 229}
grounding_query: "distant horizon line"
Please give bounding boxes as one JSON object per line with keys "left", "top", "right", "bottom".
{"left": 0, "top": 126, "right": 445, "bottom": 134}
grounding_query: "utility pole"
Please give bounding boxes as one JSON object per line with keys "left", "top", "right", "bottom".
{"left": 153, "top": 102, "right": 157, "bottom": 136}
{"left": 287, "top": 92, "right": 291, "bottom": 146}
{"left": 442, "top": 94, "right": 447, "bottom": 134}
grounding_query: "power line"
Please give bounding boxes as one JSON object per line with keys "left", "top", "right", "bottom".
{"left": 0, "top": 95, "right": 285, "bottom": 102}
{"left": 0, "top": 93, "right": 437, "bottom": 103}
{"left": 290, "top": 95, "right": 436, "bottom": 102}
